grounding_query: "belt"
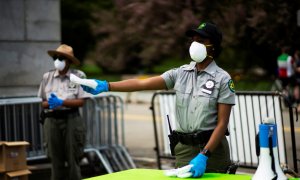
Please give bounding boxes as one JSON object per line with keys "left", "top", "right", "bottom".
{"left": 175, "top": 130, "right": 214, "bottom": 146}
{"left": 44, "top": 108, "right": 79, "bottom": 119}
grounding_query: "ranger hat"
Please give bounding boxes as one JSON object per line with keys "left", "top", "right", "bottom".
{"left": 186, "top": 22, "right": 222, "bottom": 47}
{"left": 48, "top": 44, "right": 80, "bottom": 65}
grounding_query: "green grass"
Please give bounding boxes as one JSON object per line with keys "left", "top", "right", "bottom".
{"left": 94, "top": 74, "right": 121, "bottom": 82}
{"left": 234, "top": 79, "right": 273, "bottom": 91}
{"left": 80, "top": 64, "right": 103, "bottom": 75}
{"left": 79, "top": 64, "right": 122, "bottom": 81}
{"left": 153, "top": 58, "right": 189, "bottom": 73}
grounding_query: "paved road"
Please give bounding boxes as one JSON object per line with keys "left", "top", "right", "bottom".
{"left": 123, "top": 102, "right": 156, "bottom": 159}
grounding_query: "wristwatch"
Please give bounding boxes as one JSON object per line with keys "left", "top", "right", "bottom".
{"left": 201, "top": 148, "right": 211, "bottom": 157}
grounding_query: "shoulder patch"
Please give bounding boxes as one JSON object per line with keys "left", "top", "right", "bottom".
{"left": 228, "top": 79, "right": 235, "bottom": 93}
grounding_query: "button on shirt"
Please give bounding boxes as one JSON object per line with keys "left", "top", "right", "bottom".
{"left": 161, "top": 61, "right": 235, "bottom": 133}
{"left": 38, "top": 69, "right": 90, "bottom": 105}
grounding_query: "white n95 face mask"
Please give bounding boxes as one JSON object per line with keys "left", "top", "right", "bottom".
{"left": 54, "top": 59, "right": 66, "bottom": 71}
{"left": 189, "top": 41, "right": 212, "bottom": 63}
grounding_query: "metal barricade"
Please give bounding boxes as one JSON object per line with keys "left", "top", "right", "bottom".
{"left": 0, "top": 94, "right": 135, "bottom": 174}
{"left": 82, "top": 95, "right": 136, "bottom": 173}
{"left": 150, "top": 91, "right": 298, "bottom": 173}
{"left": 0, "top": 97, "right": 45, "bottom": 160}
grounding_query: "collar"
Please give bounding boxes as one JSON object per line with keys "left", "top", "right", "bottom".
{"left": 54, "top": 69, "right": 71, "bottom": 78}
{"left": 183, "top": 61, "right": 218, "bottom": 76}
{"left": 182, "top": 61, "right": 197, "bottom": 71}
{"left": 204, "top": 60, "right": 218, "bottom": 76}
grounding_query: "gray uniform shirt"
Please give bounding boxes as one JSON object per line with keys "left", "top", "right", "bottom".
{"left": 37, "top": 69, "right": 90, "bottom": 105}
{"left": 161, "top": 61, "right": 235, "bottom": 133}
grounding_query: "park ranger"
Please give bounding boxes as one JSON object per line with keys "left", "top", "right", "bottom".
{"left": 38, "top": 44, "right": 88, "bottom": 180}
{"left": 81, "top": 22, "right": 235, "bottom": 178}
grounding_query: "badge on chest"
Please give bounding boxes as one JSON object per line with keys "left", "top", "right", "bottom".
{"left": 67, "top": 82, "right": 77, "bottom": 93}
{"left": 69, "top": 82, "right": 77, "bottom": 89}
{"left": 201, "top": 79, "right": 215, "bottom": 95}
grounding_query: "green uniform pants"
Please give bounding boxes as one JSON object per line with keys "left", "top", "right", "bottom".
{"left": 174, "top": 136, "right": 231, "bottom": 173}
{"left": 43, "top": 112, "right": 86, "bottom": 180}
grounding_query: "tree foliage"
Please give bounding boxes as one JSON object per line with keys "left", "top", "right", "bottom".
{"left": 91, "top": 0, "right": 203, "bottom": 73}
{"left": 62, "top": 0, "right": 300, "bottom": 75}
{"left": 61, "top": 0, "right": 113, "bottom": 61}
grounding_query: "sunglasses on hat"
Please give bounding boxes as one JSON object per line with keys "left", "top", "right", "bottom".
{"left": 52, "top": 55, "right": 66, "bottom": 61}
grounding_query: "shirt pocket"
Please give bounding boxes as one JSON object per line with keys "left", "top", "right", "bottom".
{"left": 44, "top": 84, "right": 55, "bottom": 100}
{"left": 66, "top": 83, "right": 79, "bottom": 99}
{"left": 174, "top": 84, "right": 192, "bottom": 107}
{"left": 195, "top": 91, "right": 217, "bottom": 111}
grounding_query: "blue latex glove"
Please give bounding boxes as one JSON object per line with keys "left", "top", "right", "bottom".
{"left": 81, "top": 79, "right": 109, "bottom": 95}
{"left": 189, "top": 153, "right": 208, "bottom": 177}
{"left": 48, "top": 93, "right": 63, "bottom": 109}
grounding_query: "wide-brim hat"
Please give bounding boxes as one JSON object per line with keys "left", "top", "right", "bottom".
{"left": 186, "top": 22, "right": 222, "bottom": 47}
{"left": 47, "top": 44, "right": 80, "bottom": 65}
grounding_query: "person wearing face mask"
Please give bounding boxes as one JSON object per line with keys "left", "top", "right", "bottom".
{"left": 37, "top": 44, "right": 89, "bottom": 180}
{"left": 81, "top": 22, "right": 235, "bottom": 178}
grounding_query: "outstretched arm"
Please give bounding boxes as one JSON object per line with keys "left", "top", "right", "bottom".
{"left": 82, "top": 76, "right": 167, "bottom": 95}
{"left": 109, "top": 76, "right": 167, "bottom": 92}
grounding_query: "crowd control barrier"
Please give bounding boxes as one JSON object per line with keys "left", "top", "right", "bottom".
{"left": 0, "top": 97, "right": 45, "bottom": 160}
{"left": 82, "top": 95, "right": 136, "bottom": 173}
{"left": 150, "top": 91, "right": 299, "bottom": 173}
{"left": 0, "top": 95, "right": 135, "bottom": 174}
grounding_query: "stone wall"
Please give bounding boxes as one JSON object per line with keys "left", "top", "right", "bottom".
{"left": 0, "top": 0, "right": 61, "bottom": 97}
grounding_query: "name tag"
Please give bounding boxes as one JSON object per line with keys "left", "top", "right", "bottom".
{"left": 201, "top": 79, "right": 215, "bottom": 95}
